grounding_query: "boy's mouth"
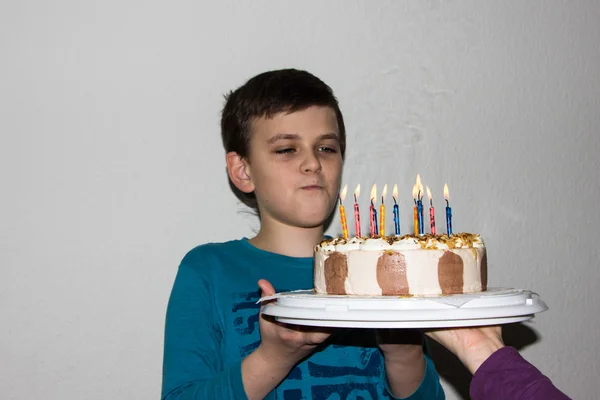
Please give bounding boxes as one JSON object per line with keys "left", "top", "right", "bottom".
{"left": 300, "top": 184, "right": 324, "bottom": 190}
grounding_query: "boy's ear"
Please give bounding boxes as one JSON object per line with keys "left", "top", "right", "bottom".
{"left": 226, "top": 152, "right": 255, "bottom": 193}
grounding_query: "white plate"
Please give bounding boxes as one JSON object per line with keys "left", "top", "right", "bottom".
{"left": 261, "top": 288, "right": 548, "bottom": 328}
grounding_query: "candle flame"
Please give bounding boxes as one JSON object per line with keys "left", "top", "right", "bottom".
{"left": 382, "top": 184, "right": 388, "bottom": 199}
{"left": 354, "top": 184, "right": 361, "bottom": 199}
{"left": 392, "top": 184, "right": 398, "bottom": 200}
{"left": 370, "top": 184, "right": 377, "bottom": 203}
{"left": 444, "top": 183, "right": 450, "bottom": 200}
{"left": 426, "top": 186, "right": 432, "bottom": 201}
{"left": 340, "top": 184, "right": 348, "bottom": 202}
{"left": 412, "top": 184, "right": 417, "bottom": 200}
{"left": 416, "top": 174, "right": 424, "bottom": 199}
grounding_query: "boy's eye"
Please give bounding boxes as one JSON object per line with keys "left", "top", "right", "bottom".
{"left": 318, "top": 146, "right": 338, "bottom": 153}
{"left": 275, "top": 148, "right": 295, "bottom": 154}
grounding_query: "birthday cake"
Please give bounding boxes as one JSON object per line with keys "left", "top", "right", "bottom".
{"left": 314, "top": 233, "right": 487, "bottom": 296}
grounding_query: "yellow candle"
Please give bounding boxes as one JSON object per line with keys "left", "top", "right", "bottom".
{"left": 413, "top": 205, "right": 418, "bottom": 235}
{"left": 380, "top": 184, "right": 387, "bottom": 236}
{"left": 339, "top": 184, "right": 349, "bottom": 239}
{"left": 340, "top": 204, "right": 349, "bottom": 239}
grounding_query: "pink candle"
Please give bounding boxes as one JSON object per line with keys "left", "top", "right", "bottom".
{"left": 427, "top": 186, "right": 436, "bottom": 235}
{"left": 353, "top": 185, "right": 361, "bottom": 237}
{"left": 369, "top": 184, "right": 377, "bottom": 237}
{"left": 369, "top": 203, "right": 376, "bottom": 237}
{"left": 354, "top": 203, "right": 361, "bottom": 237}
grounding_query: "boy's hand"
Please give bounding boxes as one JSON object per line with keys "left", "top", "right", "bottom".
{"left": 256, "top": 279, "right": 332, "bottom": 370}
{"left": 424, "top": 326, "right": 504, "bottom": 374}
{"left": 376, "top": 329, "right": 426, "bottom": 398}
{"left": 242, "top": 279, "right": 332, "bottom": 399}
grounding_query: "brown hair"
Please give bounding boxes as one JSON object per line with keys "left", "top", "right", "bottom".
{"left": 221, "top": 68, "right": 346, "bottom": 209}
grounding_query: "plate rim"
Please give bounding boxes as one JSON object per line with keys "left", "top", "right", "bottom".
{"left": 273, "top": 314, "right": 537, "bottom": 329}
{"left": 261, "top": 287, "right": 549, "bottom": 327}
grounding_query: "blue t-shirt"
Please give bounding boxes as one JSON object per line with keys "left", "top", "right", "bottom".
{"left": 162, "top": 238, "right": 444, "bottom": 399}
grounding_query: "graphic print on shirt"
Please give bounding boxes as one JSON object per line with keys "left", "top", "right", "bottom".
{"left": 232, "top": 290, "right": 262, "bottom": 356}
{"left": 231, "top": 291, "right": 386, "bottom": 399}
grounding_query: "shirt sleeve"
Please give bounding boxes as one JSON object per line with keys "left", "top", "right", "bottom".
{"left": 161, "top": 262, "right": 248, "bottom": 400}
{"left": 469, "top": 346, "right": 571, "bottom": 400}
{"left": 384, "top": 354, "right": 446, "bottom": 400}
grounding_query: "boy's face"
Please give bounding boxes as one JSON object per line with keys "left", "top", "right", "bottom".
{"left": 246, "top": 106, "right": 343, "bottom": 229}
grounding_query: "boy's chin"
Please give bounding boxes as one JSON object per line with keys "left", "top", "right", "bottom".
{"left": 292, "top": 213, "right": 329, "bottom": 229}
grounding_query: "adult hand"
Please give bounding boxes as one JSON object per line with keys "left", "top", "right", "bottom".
{"left": 425, "top": 326, "right": 505, "bottom": 374}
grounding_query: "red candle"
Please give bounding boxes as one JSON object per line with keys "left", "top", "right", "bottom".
{"left": 370, "top": 204, "right": 375, "bottom": 237}
{"left": 380, "top": 184, "right": 387, "bottom": 236}
{"left": 412, "top": 184, "right": 418, "bottom": 235}
{"left": 369, "top": 184, "right": 377, "bottom": 237}
{"left": 353, "top": 184, "right": 361, "bottom": 237}
{"left": 427, "top": 186, "right": 436, "bottom": 235}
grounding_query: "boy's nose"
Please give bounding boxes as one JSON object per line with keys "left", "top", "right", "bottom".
{"left": 301, "top": 152, "right": 322, "bottom": 174}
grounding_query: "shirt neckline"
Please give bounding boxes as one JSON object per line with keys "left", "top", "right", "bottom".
{"left": 239, "top": 237, "right": 314, "bottom": 263}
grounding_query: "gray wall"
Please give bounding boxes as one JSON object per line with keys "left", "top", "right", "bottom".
{"left": 1, "top": 1, "right": 598, "bottom": 398}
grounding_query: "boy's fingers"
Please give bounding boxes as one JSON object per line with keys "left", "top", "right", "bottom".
{"left": 258, "top": 279, "right": 276, "bottom": 297}
{"left": 258, "top": 279, "right": 277, "bottom": 314}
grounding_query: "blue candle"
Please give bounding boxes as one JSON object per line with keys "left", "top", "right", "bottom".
{"left": 415, "top": 175, "right": 424, "bottom": 235}
{"left": 392, "top": 185, "right": 400, "bottom": 235}
{"left": 417, "top": 199, "right": 423, "bottom": 235}
{"left": 393, "top": 203, "right": 400, "bottom": 235}
{"left": 445, "top": 201, "right": 452, "bottom": 235}
{"left": 373, "top": 207, "right": 379, "bottom": 236}
{"left": 444, "top": 183, "right": 452, "bottom": 235}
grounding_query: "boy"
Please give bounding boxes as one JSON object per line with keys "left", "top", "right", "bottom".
{"left": 162, "top": 69, "right": 444, "bottom": 399}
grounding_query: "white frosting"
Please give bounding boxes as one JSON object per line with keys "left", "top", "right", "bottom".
{"left": 403, "top": 250, "right": 443, "bottom": 295}
{"left": 360, "top": 238, "right": 391, "bottom": 251}
{"left": 390, "top": 237, "right": 421, "bottom": 250}
{"left": 472, "top": 235, "right": 485, "bottom": 248}
{"left": 460, "top": 250, "right": 483, "bottom": 293}
{"left": 319, "top": 243, "right": 336, "bottom": 252}
{"left": 335, "top": 237, "right": 362, "bottom": 252}
{"left": 345, "top": 251, "right": 382, "bottom": 295}
{"left": 313, "top": 251, "right": 327, "bottom": 293}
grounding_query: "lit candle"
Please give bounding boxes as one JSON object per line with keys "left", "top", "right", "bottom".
{"left": 392, "top": 184, "right": 400, "bottom": 235}
{"left": 412, "top": 184, "right": 418, "bottom": 235}
{"left": 339, "top": 184, "right": 349, "bottom": 239}
{"left": 426, "top": 186, "right": 436, "bottom": 235}
{"left": 380, "top": 184, "right": 387, "bottom": 236}
{"left": 353, "top": 184, "right": 361, "bottom": 237}
{"left": 444, "top": 183, "right": 452, "bottom": 235}
{"left": 416, "top": 174, "right": 424, "bottom": 235}
{"left": 370, "top": 184, "right": 378, "bottom": 237}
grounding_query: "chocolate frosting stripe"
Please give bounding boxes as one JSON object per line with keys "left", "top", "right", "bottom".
{"left": 438, "top": 251, "right": 464, "bottom": 294}
{"left": 324, "top": 253, "right": 348, "bottom": 295}
{"left": 481, "top": 249, "right": 488, "bottom": 291}
{"left": 376, "top": 252, "right": 410, "bottom": 295}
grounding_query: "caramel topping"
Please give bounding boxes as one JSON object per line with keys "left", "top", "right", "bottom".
{"left": 318, "top": 232, "right": 483, "bottom": 249}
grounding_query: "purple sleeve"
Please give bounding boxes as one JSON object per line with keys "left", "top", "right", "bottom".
{"left": 469, "top": 346, "right": 571, "bottom": 400}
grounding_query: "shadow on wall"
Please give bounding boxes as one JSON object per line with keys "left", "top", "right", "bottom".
{"left": 429, "top": 322, "right": 540, "bottom": 400}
